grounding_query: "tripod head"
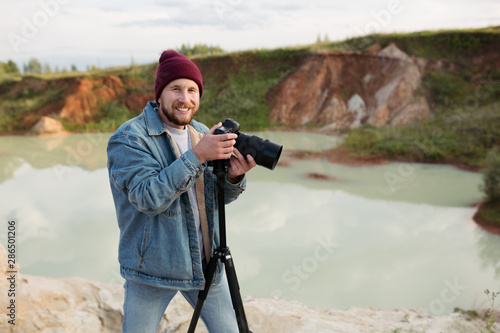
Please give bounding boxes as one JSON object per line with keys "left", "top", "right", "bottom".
{"left": 207, "top": 159, "right": 230, "bottom": 175}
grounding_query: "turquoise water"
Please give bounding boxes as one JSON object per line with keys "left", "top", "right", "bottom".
{"left": 0, "top": 132, "right": 498, "bottom": 315}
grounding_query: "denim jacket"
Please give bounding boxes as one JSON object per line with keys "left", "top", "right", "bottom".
{"left": 107, "top": 101, "right": 246, "bottom": 290}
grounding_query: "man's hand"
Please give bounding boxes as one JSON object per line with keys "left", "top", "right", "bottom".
{"left": 192, "top": 123, "right": 256, "bottom": 183}
{"left": 227, "top": 148, "right": 256, "bottom": 183}
{"left": 192, "top": 123, "right": 237, "bottom": 164}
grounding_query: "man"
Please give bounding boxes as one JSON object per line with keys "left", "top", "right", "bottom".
{"left": 107, "top": 50, "right": 256, "bottom": 332}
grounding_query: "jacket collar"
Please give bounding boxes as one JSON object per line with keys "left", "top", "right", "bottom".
{"left": 144, "top": 101, "right": 202, "bottom": 137}
{"left": 144, "top": 101, "right": 168, "bottom": 136}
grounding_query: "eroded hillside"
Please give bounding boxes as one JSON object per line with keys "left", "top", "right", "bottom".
{"left": 0, "top": 28, "right": 498, "bottom": 134}
{"left": 268, "top": 44, "right": 430, "bottom": 132}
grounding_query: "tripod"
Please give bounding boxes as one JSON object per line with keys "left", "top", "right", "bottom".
{"left": 188, "top": 159, "right": 251, "bottom": 333}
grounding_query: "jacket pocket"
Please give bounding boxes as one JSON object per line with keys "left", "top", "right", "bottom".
{"left": 139, "top": 220, "right": 151, "bottom": 268}
{"left": 161, "top": 201, "right": 182, "bottom": 217}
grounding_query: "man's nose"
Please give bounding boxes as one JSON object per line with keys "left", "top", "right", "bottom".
{"left": 178, "top": 90, "right": 189, "bottom": 103}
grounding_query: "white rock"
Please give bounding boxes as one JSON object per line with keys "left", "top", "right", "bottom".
{"left": 0, "top": 244, "right": 496, "bottom": 332}
{"left": 31, "top": 116, "right": 64, "bottom": 134}
{"left": 347, "top": 93, "right": 367, "bottom": 128}
{"left": 378, "top": 42, "right": 413, "bottom": 63}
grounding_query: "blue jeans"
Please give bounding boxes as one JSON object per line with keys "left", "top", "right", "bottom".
{"left": 122, "top": 274, "right": 239, "bottom": 333}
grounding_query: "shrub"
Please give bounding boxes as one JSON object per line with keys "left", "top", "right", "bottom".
{"left": 422, "top": 71, "right": 472, "bottom": 108}
{"left": 97, "top": 102, "right": 133, "bottom": 131}
{"left": 480, "top": 148, "right": 500, "bottom": 202}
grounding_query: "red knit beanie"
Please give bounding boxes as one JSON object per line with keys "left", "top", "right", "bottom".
{"left": 154, "top": 50, "right": 203, "bottom": 103}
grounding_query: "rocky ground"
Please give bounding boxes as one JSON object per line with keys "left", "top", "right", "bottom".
{"left": 0, "top": 245, "right": 496, "bottom": 333}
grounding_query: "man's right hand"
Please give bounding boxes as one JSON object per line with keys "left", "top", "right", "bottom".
{"left": 192, "top": 123, "right": 238, "bottom": 164}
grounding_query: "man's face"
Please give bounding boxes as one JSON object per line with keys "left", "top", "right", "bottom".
{"left": 157, "top": 78, "right": 200, "bottom": 129}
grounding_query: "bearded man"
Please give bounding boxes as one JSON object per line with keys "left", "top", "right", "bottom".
{"left": 107, "top": 50, "right": 256, "bottom": 333}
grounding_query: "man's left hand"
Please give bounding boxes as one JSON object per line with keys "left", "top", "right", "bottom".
{"left": 227, "top": 148, "right": 256, "bottom": 183}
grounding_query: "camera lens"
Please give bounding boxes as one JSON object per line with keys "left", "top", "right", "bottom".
{"left": 235, "top": 132, "right": 283, "bottom": 170}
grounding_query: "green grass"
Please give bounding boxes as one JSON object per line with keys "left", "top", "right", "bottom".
{"left": 193, "top": 48, "right": 309, "bottom": 130}
{"left": 422, "top": 71, "right": 475, "bottom": 108}
{"left": 0, "top": 74, "right": 21, "bottom": 94}
{"left": 196, "top": 72, "right": 275, "bottom": 130}
{"left": 321, "top": 26, "right": 500, "bottom": 60}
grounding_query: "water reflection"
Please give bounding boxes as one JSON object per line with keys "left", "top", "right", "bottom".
{"left": 0, "top": 133, "right": 109, "bottom": 184}
{"left": 226, "top": 182, "right": 496, "bottom": 313}
{"left": 0, "top": 132, "right": 498, "bottom": 314}
{"left": 0, "top": 131, "right": 339, "bottom": 180}
{"left": 251, "top": 159, "right": 483, "bottom": 207}
{"left": 477, "top": 230, "right": 500, "bottom": 280}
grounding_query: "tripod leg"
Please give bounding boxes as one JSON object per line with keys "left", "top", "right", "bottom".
{"left": 188, "top": 253, "right": 222, "bottom": 333}
{"left": 188, "top": 163, "right": 251, "bottom": 332}
{"left": 223, "top": 253, "right": 251, "bottom": 333}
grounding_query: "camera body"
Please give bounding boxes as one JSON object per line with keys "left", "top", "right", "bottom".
{"left": 214, "top": 118, "right": 241, "bottom": 136}
{"left": 214, "top": 118, "right": 282, "bottom": 170}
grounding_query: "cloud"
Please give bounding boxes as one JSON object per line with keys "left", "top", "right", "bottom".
{"left": 260, "top": 1, "right": 345, "bottom": 12}
{"left": 117, "top": 2, "right": 274, "bottom": 31}
{"left": 2, "top": 0, "right": 499, "bottom": 72}
{"left": 154, "top": 0, "right": 186, "bottom": 7}
{"left": 99, "top": 6, "right": 125, "bottom": 13}
{"left": 259, "top": 2, "right": 308, "bottom": 12}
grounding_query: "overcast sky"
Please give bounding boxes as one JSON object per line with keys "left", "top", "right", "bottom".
{"left": 1, "top": 0, "right": 499, "bottom": 71}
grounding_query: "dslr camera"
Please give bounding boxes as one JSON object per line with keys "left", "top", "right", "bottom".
{"left": 214, "top": 118, "right": 283, "bottom": 170}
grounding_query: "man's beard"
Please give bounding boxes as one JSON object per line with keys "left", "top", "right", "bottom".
{"left": 160, "top": 102, "right": 198, "bottom": 127}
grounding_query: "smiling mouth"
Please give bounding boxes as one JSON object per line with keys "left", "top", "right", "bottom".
{"left": 175, "top": 104, "right": 195, "bottom": 113}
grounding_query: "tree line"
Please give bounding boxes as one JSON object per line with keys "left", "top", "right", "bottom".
{"left": 1, "top": 43, "right": 225, "bottom": 76}
{"left": 0, "top": 57, "right": 107, "bottom": 75}
{"left": 0, "top": 60, "right": 20, "bottom": 75}
{"left": 176, "top": 44, "right": 224, "bottom": 57}
{"left": 0, "top": 58, "right": 81, "bottom": 75}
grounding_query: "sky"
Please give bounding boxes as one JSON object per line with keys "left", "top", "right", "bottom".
{"left": 1, "top": 0, "right": 499, "bottom": 71}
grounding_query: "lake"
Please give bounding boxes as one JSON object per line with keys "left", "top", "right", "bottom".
{"left": 0, "top": 132, "right": 498, "bottom": 316}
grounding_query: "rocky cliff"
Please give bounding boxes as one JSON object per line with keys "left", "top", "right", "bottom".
{"left": 0, "top": 244, "right": 494, "bottom": 333}
{"left": 268, "top": 44, "right": 430, "bottom": 132}
{"left": 1, "top": 72, "right": 154, "bottom": 133}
